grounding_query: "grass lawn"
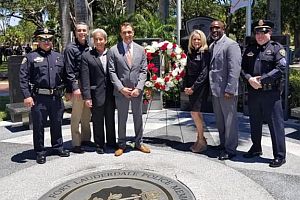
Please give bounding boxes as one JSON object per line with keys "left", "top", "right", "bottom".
{"left": 0, "top": 96, "right": 10, "bottom": 121}
{"left": 0, "top": 62, "right": 8, "bottom": 72}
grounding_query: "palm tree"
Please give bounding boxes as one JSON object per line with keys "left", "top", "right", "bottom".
{"left": 267, "top": 0, "right": 281, "bottom": 35}
{"left": 58, "top": 0, "right": 71, "bottom": 51}
{"left": 133, "top": 9, "right": 175, "bottom": 41}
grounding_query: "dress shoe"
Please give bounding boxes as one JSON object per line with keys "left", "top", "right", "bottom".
{"left": 218, "top": 151, "right": 236, "bottom": 160}
{"left": 96, "top": 147, "right": 104, "bottom": 154}
{"left": 115, "top": 148, "right": 125, "bottom": 156}
{"left": 55, "top": 149, "right": 70, "bottom": 157}
{"left": 243, "top": 151, "right": 262, "bottom": 158}
{"left": 211, "top": 144, "right": 225, "bottom": 150}
{"left": 73, "top": 146, "right": 84, "bottom": 154}
{"left": 136, "top": 144, "right": 151, "bottom": 153}
{"left": 81, "top": 141, "right": 96, "bottom": 147}
{"left": 269, "top": 158, "right": 286, "bottom": 168}
{"left": 36, "top": 154, "right": 46, "bottom": 164}
{"left": 106, "top": 143, "right": 117, "bottom": 149}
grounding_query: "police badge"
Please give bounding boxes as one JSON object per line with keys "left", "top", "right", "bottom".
{"left": 279, "top": 49, "right": 286, "bottom": 57}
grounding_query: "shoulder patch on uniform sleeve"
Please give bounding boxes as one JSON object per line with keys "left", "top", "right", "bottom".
{"left": 21, "top": 57, "right": 27, "bottom": 64}
{"left": 279, "top": 49, "right": 286, "bottom": 57}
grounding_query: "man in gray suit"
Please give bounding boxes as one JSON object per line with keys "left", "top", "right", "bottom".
{"left": 108, "top": 22, "right": 151, "bottom": 156}
{"left": 209, "top": 20, "right": 241, "bottom": 160}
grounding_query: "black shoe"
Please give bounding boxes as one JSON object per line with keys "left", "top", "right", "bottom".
{"left": 243, "top": 151, "right": 263, "bottom": 158}
{"left": 106, "top": 143, "right": 117, "bottom": 149}
{"left": 96, "top": 147, "right": 104, "bottom": 154}
{"left": 73, "top": 146, "right": 84, "bottom": 154}
{"left": 269, "top": 158, "right": 286, "bottom": 168}
{"left": 81, "top": 141, "right": 96, "bottom": 147}
{"left": 211, "top": 144, "right": 225, "bottom": 150}
{"left": 36, "top": 154, "right": 46, "bottom": 164}
{"left": 55, "top": 149, "right": 70, "bottom": 157}
{"left": 218, "top": 151, "right": 236, "bottom": 160}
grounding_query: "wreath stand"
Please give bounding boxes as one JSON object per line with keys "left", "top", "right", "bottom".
{"left": 143, "top": 98, "right": 185, "bottom": 143}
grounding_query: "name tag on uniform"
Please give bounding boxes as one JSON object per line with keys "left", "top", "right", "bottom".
{"left": 56, "top": 57, "right": 62, "bottom": 63}
{"left": 266, "top": 50, "right": 272, "bottom": 55}
{"left": 34, "top": 57, "right": 44, "bottom": 62}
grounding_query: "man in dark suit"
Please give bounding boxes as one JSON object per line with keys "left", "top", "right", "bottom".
{"left": 108, "top": 22, "right": 150, "bottom": 156}
{"left": 209, "top": 20, "right": 241, "bottom": 160}
{"left": 80, "top": 28, "right": 116, "bottom": 154}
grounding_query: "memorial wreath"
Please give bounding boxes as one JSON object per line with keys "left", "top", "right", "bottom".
{"left": 143, "top": 41, "right": 187, "bottom": 104}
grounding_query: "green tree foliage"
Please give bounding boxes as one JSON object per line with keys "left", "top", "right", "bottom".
{"left": 92, "top": 0, "right": 176, "bottom": 46}
{"left": 282, "top": 0, "right": 300, "bottom": 48}
{"left": 92, "top": 0, "right": 127, "bottom": 46}
{"left": 133, "top": 9, "right": 175, "bottom": 41}
{"left": 181, "top": 0, "right": 227, "bottom": 21}
{"left": 289, "top": 69, "right": 300, "bottom": 108}
{"left": 0, "top": 19, "right": 35, "bottom": 45}
{"left": 0, "top": 0, "right": 57, "bottom": 27}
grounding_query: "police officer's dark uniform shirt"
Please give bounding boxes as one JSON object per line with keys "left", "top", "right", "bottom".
{"left": 19, "top": 48, "right": 65, "bottom": 98}
{"left": 241, "top": 40, "right": 286, "bottom": 90}
{"left": 241, "top": 40, "right": 286, "bottom": 159}
{"left": 64, "top": 39, "right": 89, "bottom": 92}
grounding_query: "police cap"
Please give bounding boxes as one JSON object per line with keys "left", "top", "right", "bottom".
{"left": 252, "top": 19, "right": 274, "bottom": 33}
{"left": 34, "top": 28, "right": 55, "bottom": 38}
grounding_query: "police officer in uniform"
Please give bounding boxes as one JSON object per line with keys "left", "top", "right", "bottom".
{"left": 241, "top": 20, "right": 286, "bottom": 167}
{"left": 19, "top": 28, "right": 70, "bottom": 164}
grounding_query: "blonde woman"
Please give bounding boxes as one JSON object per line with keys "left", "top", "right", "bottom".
{"left": 184, "top": 30, "right": 210, "bottom": 153}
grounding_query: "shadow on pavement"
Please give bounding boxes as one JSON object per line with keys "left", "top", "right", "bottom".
{"left": 5, "top": 118, "right": 71, "bottom": 133}
{"left": 11, "top": 149, "right": 36, "bottom": 163}
{"left": 143, "top": 136, "right": 272, "bottom": 164}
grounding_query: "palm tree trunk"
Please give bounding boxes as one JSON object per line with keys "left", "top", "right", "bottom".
{"left": 267, "top": 0, "right": 281, "bottom": 35}
{"left": 74, "top": 0, "right": 89, "bottom": 23}
{"left": 159, "top": 0, "right": 169, "bottom": 24}
{"left": 59, "top": 0, "right": 71, "bottom": 51}
{"left": 126, "top": 0, "right": 136, "bottom": 15}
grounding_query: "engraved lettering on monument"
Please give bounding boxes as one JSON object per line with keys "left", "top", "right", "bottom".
{"left": 39, "top": 170, "right": 196, "bottom": 200}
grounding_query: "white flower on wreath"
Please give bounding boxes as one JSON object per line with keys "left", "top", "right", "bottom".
{"left": 143, "top": 40, "right": 187, "bottom": 103}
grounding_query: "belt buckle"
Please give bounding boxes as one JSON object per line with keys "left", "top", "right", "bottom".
{"left": 37, "top": 88, "right": 52, "bottom": 95}
{"left": 49, "top": 89, "right": 54, "bottom": 95}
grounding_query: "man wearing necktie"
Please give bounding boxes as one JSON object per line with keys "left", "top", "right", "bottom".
{"left": 209, "top": 20, "right": 241, "bottom": 160}
{"left": 126, "top": 44, "right": 132, "bottom": 66}
{"left": 80, "top": 28, "right": 117, "bottom": 154}
{"left": 108, "top": 22, "right": 150, "bottom": 156}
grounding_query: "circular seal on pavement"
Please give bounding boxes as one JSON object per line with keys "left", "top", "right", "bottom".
{"left": 39, "top": 170, "right": 196, "bottom": 200}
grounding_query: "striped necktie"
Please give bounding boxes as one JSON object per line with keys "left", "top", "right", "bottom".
{"left": 126, "top": 44, "right": 132, "bottom": 67}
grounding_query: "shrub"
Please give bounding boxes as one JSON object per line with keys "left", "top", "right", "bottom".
{"left": 289, "top": 69, "right": 300, "bottom": 108}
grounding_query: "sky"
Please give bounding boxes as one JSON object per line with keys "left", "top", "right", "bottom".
{"left": 9, "top": 16, "right": 21, "bottom": 26}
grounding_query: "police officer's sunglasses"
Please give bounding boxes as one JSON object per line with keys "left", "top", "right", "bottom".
{"left": 255, "top": 30, "right": 270, "bottom": 34}
{"left": 39, "top": 38, "right": 53, "bottom": 42}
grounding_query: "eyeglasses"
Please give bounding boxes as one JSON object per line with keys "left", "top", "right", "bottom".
{"left": 39, "top": 38, "right": 53, "bottom": 42}
{"left": 210, "top": 26, "right": 221, "bottom": 30}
